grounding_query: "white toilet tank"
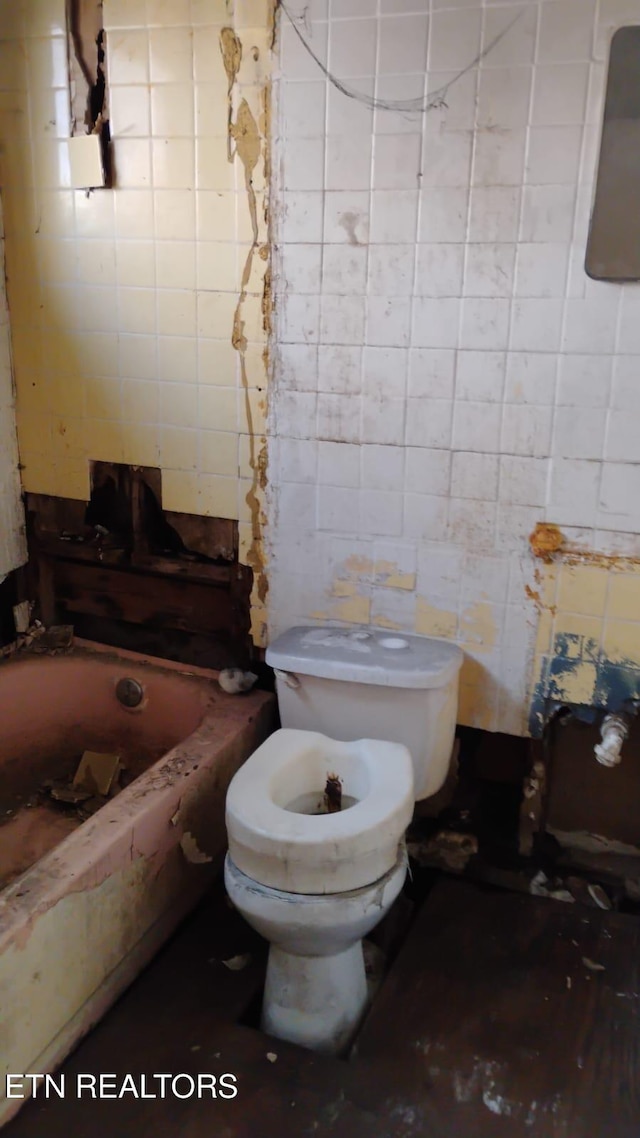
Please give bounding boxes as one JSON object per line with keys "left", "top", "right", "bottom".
{"left": 266, "top": 627, "right": 464, "bottom": 801}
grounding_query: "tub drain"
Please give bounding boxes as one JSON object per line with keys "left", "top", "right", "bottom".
{"left": 115, "top": 677, "right": 144, "bottom": 708}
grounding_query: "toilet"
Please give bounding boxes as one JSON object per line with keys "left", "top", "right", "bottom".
{"left": 224, "top": 626, "right": 463, "bottom": 1054}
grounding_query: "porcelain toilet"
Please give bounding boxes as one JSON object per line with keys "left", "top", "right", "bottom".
{"left": 224, "top": 626, "right": 463, "bottom": 1054}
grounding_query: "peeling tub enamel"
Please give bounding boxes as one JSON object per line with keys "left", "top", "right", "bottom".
{"left": 0, "top": 641, "right": 274, "bottom": 1127}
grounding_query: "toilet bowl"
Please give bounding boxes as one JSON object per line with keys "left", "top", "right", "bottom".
{"left": 224, "top": 729, "right": 414, "bottom": 1052}
{"left": 224, "top": 626, "right": 463, "bottom": 1055}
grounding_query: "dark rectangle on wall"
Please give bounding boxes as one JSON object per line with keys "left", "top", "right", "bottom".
{"left": 586, "top": 26, "right": 640, "bottom": 280}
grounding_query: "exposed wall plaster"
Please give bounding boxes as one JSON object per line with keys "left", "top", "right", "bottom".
{"left": 220, "top": 23, "right": 271, "bottom": 645}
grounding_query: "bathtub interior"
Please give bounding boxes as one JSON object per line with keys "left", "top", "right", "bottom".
{"left": 0, "top": 651, "right": 211, "bottom": 890}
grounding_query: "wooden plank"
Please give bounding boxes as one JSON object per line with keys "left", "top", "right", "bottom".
{"left": 52, "top": 560, "right": 235, "bottom": 635}
{"left": 357, "top": 879, "right": 640, "bottom": 1137}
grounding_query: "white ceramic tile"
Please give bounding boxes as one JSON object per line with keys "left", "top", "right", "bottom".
{"left": 412, "top": 297, "right": 460, "bottom": 348}
{"left": 514, "top": 244, "right": 569, "bottom": 298}
{"left": 362, "top": 346, "right": 407, "bottom": 399}
{"left": 370, "top": 190, "right": 418, "bottom": 244}
{"left": 420, "top": 127, "right": 473, "bottom": 188}
{"left": 280, "top": 80, "right": 327, "bottom": 138}
{"left": 499, "top": 456, "right": 548, "bottom": 507}
{"left": 452, "top": 401, "right": 502, "bottom": 453}
{"left": 282, "top": 191, "right": 324, "bottom": 243}
{"left": 318, "top": 440, "right": 360, "bottom": 487}
{"left": 460, "top": 298, "right": 510, "bottom": 351}
{"left": 548, "top": 457, "right": 601, "bottom": 527}
{"left": 473, "top": 128, "right": 527, "bottom": 188}
{"left": 451, "top": 451, "right": 499, "bottom": 501}
{"left": 468, "top": 187, "right": 520, "bottom": 243}
{"left": 362, "top": 444, "right": 405, "bottom": 491}
{"left": 322, "top": 244, "right": 367, "bottom": 295}
{"left": 447, "top": 498, "right": 497, "bottom": 550}
{"left": 537, "top": 0, "right": 596, "bottom": 63}
{"left": 403, "top": 492, "right": 449, "bottom": 541}
{"left": 612, "top": 356, "right": 640, "bottom": 411}
{"left": 407, "top": 348, "right": 456, "bottom": 398}
{"left": 482, "top": 4, "right": 538, "bottom": 68}
{"left": 531, "top": 62, "right": 590, "bottom": 126}
{"left": 373, "top": 134, "right": 422, "bottom": 190}
{"left": 509, "top": 299, "right": 564, "bottom": 352}
{"left": 320, "top": 294, "right": 366, "bottom": 345}
{"left": 405, "top": 398, "right": 453, "bottom": 448}
{"left": 326, "top": 136, "right": 373, "bottom": 191}
{"left": 365, "top": 296, "right": 412, "bottom": 347}
{"left": 378, "top": 14, "right": 429, "bottom": 74}
{"left": 359, "top": 488, "right": 404, "bottom": 537}
{"left": 526, "top": 126, "right": 584, "bottom": 186}
{"left": 464, "top": 244, "right": 515, "bottom": 299}
{"left": 598, "top": 463, "right": 640, "bottom": 532}
{"left": 415, "top": 244, "right": 465, "bottom": 297}
{"left": 557, "top": 355, "right": 612, "bottom": 408}
{"left": 317, "top": 392, "right": 362, "bottom": 442}
{"left": 520, "top": 185, "right": 576, "bottom": 243}
{"left": 604, "top": 411, "right": 639, "bottom": 463}
{"left": 419, "top": 187, "right": 469, "bottom": 243}
{"left": 405, "top": 447, "right": 451, "bottom": 496}
{"left": 324, "top": 191, "right": 370, "bottom": 244}
{"left": 562, "top": 295, "right": 620, "bottom": 354}
{"left": 428, "top": 7, "right": 481, "bottom": 70}
{"left": 476, "top": 67, "right": 532, "bottom": 129}
{"left": 328, "top": 18, "right": 377, "bottom": 77}
{"left": 501, "top": 403, "right": 553, "bottom": 457}
{"left": 357, "top": 389, "right": 405, "bottom": 443}
{"left": 553, "top": 406, "right": 607, "bottom": 461}
{"left": 317, "top": 345, "right": 362, "bottom": 394}
{"left": 368, "top": 245, "right": 415, "bottom": 297}
{"left": 456, "top": 350, "right": 506, "bottom": 402}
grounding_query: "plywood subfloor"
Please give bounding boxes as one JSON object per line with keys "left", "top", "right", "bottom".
{"left": 5, "top": 878, "right": 640, "bottom": 1138}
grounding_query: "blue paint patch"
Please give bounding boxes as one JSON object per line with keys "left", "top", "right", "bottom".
{"left": 529, "top": 635, "right": 640, "bottom": 734}
{"left": 593, "top": 658, "right": 640, "bottom": 711}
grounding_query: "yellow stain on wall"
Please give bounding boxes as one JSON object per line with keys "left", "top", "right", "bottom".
{"left": 458, "top": 601, "right": 497, "bottom": 654}
{"left": 528, "top": 550, "right": 640, "bottom": 714}
{"left": 415, "top": 597, "right": 457, "bottom": 639}
{"left": 374, "top": 561, "right": 416, "bottom": 591}
{"left": 0, "top": 0, "right": 275, "bottom": 648}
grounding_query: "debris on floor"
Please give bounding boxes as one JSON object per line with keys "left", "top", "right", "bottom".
{"left": 221, "top": 954, "right": 252, "bottom": 971}
{"left": 41, "top": 751, "right": 124, "bottom": 821}
{"left": 73, "top": 751, "right": 121, "bottom": 797}
{"left": 21, "top": 623, "right": 74, "bottom": 654}
{"left": 408, "top": 829, "right": 478, "bottom": 873}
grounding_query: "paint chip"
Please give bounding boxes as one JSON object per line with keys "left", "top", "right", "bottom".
{"left": 582, "top": 956, "right": 606, "bottom": 972}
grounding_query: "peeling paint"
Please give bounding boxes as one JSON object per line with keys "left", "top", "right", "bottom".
{"left": 459, "top": 601, "right": 497, "bottom": 654}
{"left": 179, "top": 832, "right": 214, "bottom": 865}
{"left": 415, "top": 598, "right": 457, "bottom": 639}
{"left": 220, "top": 24, "right": 271, "bottom": 622}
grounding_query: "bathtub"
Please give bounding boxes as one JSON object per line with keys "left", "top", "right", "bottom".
{"left": 0, "top": 640, "right": 274, "bottom": 1126}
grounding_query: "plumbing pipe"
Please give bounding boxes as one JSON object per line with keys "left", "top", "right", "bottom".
{"left": 594, "top": 714, "right": 629, "bottom": 768}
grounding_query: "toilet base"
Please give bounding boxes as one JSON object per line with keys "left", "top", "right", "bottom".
{"left": 224, "top": 851, "right": 407, "bottom": 1056}
{"left": 261, "top": 941, "right": 368, "bottom": 1054}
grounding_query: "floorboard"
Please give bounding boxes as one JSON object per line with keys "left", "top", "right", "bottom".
{"left": 5, "top": 877, "right": 640, "bottom": 1138}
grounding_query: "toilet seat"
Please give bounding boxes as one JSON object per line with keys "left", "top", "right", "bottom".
{"left": 225, "top": 728, "right": 414, "bottom": 895}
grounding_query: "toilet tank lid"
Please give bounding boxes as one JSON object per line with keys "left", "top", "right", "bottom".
{"left": 266, "top": 626, "right": 464, "bottom": 689}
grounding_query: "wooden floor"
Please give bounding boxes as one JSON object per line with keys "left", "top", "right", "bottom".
{"left": 6, "top": 876, "right": 640, "bottom": 1138}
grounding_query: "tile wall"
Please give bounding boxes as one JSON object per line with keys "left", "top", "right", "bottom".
{"left": 0, "top": 194, "right": 26, "bottom": 578}
{"left": 270, "top": 0, "right": 640, "bottom": 734}
{"left": 0, "top": 0, "right": 272, "bottom": 642}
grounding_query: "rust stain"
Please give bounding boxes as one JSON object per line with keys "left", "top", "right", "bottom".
{"left": 529, "top": 522, "right": 565, "bottom": 562}
{"left": 530, "top": 522, "right": 640, "bottom": 572}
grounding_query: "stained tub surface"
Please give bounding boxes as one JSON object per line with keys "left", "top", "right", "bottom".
{"left": 0, "top": 641, "right": 274, "bottom": 1126}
